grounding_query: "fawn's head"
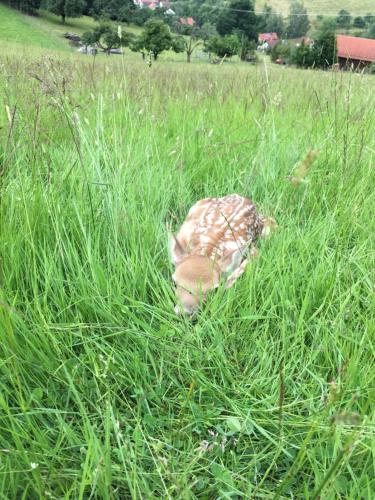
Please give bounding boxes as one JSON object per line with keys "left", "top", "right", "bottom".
{"left": 170, "top": 235, "right": 243, "bottom": 316}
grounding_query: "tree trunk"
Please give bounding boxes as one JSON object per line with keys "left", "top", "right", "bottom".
{"left": 61, "top": 14, "right": 66, "bottom": 24}
{"left": 154, "top": 53, "right": 158, "bottom": 61}
{"left": 187, "top": 51, "right": 191, "bottom": 63}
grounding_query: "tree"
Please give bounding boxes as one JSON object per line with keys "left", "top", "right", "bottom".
{"left": 265, "top": 12, "right": 284, "bottom": 35}
{"left": 130, "top": 35, "right": 147, "bottom": 59}
{"left": 271, "top": 42, "right": 292, "bottom": 64}
{"left": 130, "top": 7, "right": 153, "bottom": 27}
{"left": 91, "top": 0, "right": 134, "bottom": 20}
{"left": 286, "top": 2, "right": 310, "bottom": 38}
{"left": 137, "top": 19, "right": 176, "bottom": 60}
{"left": 313, "top": 22, "right": 336, "bottom": 68}
{"left": 235, "top": 31, "right": 256, "bottom": 60}
{"left": 336, "top": 9, "right": 352, "bottom": 28}
{"left": 256, "top": 3, "right": 272, "bottom": 33}
{"left": 45, "top": 0, "right": 86, "bottom": 24}
{"left": 174, "top": 29, "right": 203, "bottom": 63}
{"left": 3, "top": 0, "right": 41, "bottom": 14}
{"left": 293, "top": 20, "right": 336, "bottom": 69}
{"left": 364, "top": 13, "right": 375, "bottom": 26}
{"left": 353, "top": 17, "right": 366, "bottom": 28}
{"left": 216, "top": 0, "right": 257, "bottom": 41}
{"left": 367, "top": 23, "right": 375, "bottom": 39}
{"left": 82, "top": 22, "right": 133, "bottom": 53}
{"left": 9, "top": 0, "right": 41, "bottom": 14}
{"left": 81, "top": 29, "right": 98, "bottom": 48}
{"left": 257, "top": 4, "right": 284, "bottom": 36}
{"left": 197, "top": 22, "right": 217, "bottom": 42}
{"left": 205, "top": 34, "right": 240, "bottom": 59}
{"left": 293, "top": 41, "right": 315, "bottom": 68}
{"left": 196, "top": 3, "right": 221, "bottom": 27}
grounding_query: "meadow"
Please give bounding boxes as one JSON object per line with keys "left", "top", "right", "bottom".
{"left": 0, "top": 50, "right": 374, "bottom": 498}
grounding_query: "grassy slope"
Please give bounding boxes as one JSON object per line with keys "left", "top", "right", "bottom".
{"left": 0, "top": 53, "right": 374, "bottom": 498}
{"left": 0, "top": 4, "right": 147, "bottom": 61}
{"left": 256, "top": 0, "right": 375, "bottom": 16}
{"left": 0, "top": 4, "right": 65, "bottom": 50}
{"left": 0, "top": 4, "right": 97, "bottom": 51}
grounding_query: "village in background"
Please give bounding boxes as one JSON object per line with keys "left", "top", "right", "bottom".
{"left": 2, "top": 0, "right": 375, "bottom": 71}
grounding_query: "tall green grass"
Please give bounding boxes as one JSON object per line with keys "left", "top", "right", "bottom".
{"left": 0, "top": 55, "right": 374, "bottom": 498}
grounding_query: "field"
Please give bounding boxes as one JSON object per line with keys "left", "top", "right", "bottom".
{"left": 257, "top": 0, "right": 375, "bottom": 17}
{"left": 0, "top": 4, "right": 99, "bottom": 52}
{"left": 0, "top": 44, "right": 375, "bottom": 499}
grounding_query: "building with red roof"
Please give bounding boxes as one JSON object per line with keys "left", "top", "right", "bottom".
{"left": 134, "top": 0, "right": 171, "bottom": 9}
{"left": 258, "top": 32, "right": 279, "bottom": 49}
{"left": 337, "top": 35, "right": 375, "bottom": 68}
{"left": 179, "top": 17, "right": 195, "bottom": 26}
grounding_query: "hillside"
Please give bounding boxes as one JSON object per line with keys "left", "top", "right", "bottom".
{"left": 257, "top": 0, "right": 375, "bottom": 17}
{"left": 0, "top": 4, "right": 95, "bottom": 51}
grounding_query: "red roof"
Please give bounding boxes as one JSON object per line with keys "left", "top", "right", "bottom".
{"left": 142, "top": 0, "right": 169, "bottom": 6}
{"left": 337, "top": 35, "right": 375, "bottom": 62}
{"left": 259, "top": 32, "right": 278, "bottom": 43}
{"left": 179, "top": 17, "right": 195, "bottom": 26}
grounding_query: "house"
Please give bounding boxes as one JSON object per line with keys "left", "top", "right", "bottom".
{"left": 337, "top": 35, "right": 375, "bottom": 69}
{"left": 134, "top": 0, "right": 170, "bottom": 9}
{"left": 179, "top": 17, "right": 195, "bottom": 26}
{"left": 258, "top": 32, "right": 279, "bottom": 49}
{"left": 294, "top": 37, "right": 314, "bottom": 47}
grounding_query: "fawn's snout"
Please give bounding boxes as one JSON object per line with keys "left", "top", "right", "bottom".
{"left": 172, "top": 255, "right": 220, "bottom": 316}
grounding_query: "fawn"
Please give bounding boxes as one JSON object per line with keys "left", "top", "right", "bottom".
{"left": 169, "top": 194, "right": 276, "bottom": 316}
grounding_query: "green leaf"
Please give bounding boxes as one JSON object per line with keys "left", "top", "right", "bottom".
{"left": 226, "top": 416, "right": 242, "bottom": 433}
{"left": 30, "top": 388, "right": 43, "bottom": 402}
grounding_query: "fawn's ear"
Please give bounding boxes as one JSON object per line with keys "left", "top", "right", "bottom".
{"left": 169, "top": 234, "right": 187, "bottom": 266}
{"left": 219, "top": 248, "right": 243, "bottom": 275}
{"left": 261, "top": 216, "right": 278, "bottom": 238}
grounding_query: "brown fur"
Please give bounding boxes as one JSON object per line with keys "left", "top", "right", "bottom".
{"left": 170, "top": 194, "right": 276, "bottom": 315}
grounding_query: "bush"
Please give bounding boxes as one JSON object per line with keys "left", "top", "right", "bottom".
{"left": 291, "top": 22, "right": 336, "bottom": 70}
{"left": 293, "top": 42, "right": 315, "bottom": 68}
{"left": 270, "top": 42, "right": 293, "bottom": 64}
{"left": 353, "top": 16, "right": 366, "bottom": 28}
{"left": 205, "top": 34, "right": 240, "bottom": 59}
{"left": 336, "top": 9, "right": 352, "bottom": 28}
{"left": 82, "top": 22, "right": 133, "bottom": 54}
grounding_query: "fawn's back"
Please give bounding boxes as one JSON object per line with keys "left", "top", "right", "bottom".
{"left": 175, "top": 194, "right": 264, "bottom": 261}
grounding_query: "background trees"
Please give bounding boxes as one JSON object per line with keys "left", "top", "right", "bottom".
{"left": 286, "top": 2, "right": 310, "bottom": 38}
{"left": 293, "top": 21, "right": 336, "bottom": 69}
{"left": 44, "top": 0, "right": 87, "bottom": 24}
{"left": 336, "top": 9, "right": 351, "bottom": 28}
{"left": 3, "top": 0, "right": 41, "bottom": 14}
{"left": 257, "top": 4, "right": 284, "bottom": 36}
{"left": 82, "top": 21, "right": 133, "bottom": 53}
{"left": 205, "top": 34, "right": 240, "bottom": 59}
{"left": 216, "top": 0, "right": 257, "bottom": 41}
{"left": 174, "top": 26, "right": 203, "bottom": 63}
{"left": 131, "top": 18, "right": 179, "bottom": 60}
